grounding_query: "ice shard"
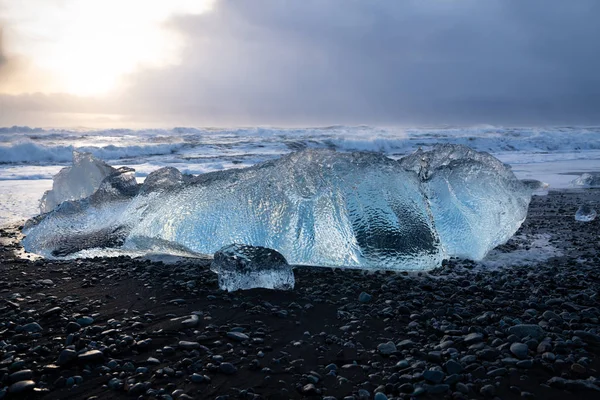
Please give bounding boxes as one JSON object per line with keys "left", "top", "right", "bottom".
{"left": 212, "top": 244, "right": 294, "bottom": 291}
{"left": 23, "top": 145, "right": 531, "bottom": 272}
{"left": 572, "top": 173, "right": 600, "bottom": 188}
{"left": 39, "top": 151, "right": 119, "bottom": 213}
{"left": 575, "top": 205, "right": 597, "bottom": 222}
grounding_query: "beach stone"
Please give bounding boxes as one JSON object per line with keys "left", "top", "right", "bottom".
{"left": 39, "top": 279, "right": 54, "bottom": 285}
{"left": 444, "top": 359, "right": 463, "bottom": 375}
{"left": 423, "top": 370, "right": 445, "bottom": 383}
{"left": 9, "top": 370, "right": 33, "bottom": 382}
{"left": 510, "top": 342, "right": 529, "bottom": 359}
{"left": 424, "top": 384, "right": 449, "bottom": 394}
{"left": 65, "top": 322, "right": 81, "bottom": 333}
{"left": 8, "top": 380, "right": 35, "bottom": 394}
{"left": 219, "top": 362, "right": 237, "bottom": 374}
{"left": 378, "top": 341, "right": 396, "bottom": 355}
{"left": 178, "top": 341, "right": 200, "bottom": 350}
{"left": 76, "top": 316, "right": 94, "bottom": 326}
{"left": 19, "top": 322, "right": 42, "bottom": 333}
{"left": 78, "top": 350, "right": 104, "bottom": 364}
{"left": 227, "top": 332, "right": 249, "bottom": 342}
{"left": 374, "top": 393, "right": 388, "bottom": 400}
{"left": 508, "top": 324, "right": 545, "bottom": 340}
{"left": 358, "top": 292, "right": 372, "bottom": 303}
{"left": 480, "top": 384, "right": 496, "bottom": 397}
{"left": 181, "top": 314, "right": 199, "bottom": 327}
{"left": 57, "top": 349, "right": 78, "bottom": 365}
{"left": 42, "top": 306, "right": 62, "bottom": 317}
{"left": 463, "top": 332, "right": 483, "bottom": 345}
{"left": 542, "top": 310, "right": 561, "bottom": 321}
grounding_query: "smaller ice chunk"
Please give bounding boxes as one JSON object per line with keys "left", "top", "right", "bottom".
{"left": 40, "top": 151, "right": 118, "bottom": 213}
{"left": 572, "top": 173, "right": 600, "bottom": 188}
{"left": 575, "top": 204, "right": 597, "bottom": 222}
{"left": 211, "top": 244, "right": 294, "bottom": 292}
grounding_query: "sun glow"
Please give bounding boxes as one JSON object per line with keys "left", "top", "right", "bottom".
{"left": 1, "top": 0, "right": 215, "bottom": 96}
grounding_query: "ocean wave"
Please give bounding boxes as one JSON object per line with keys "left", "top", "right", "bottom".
{"left": 0, "top": 141, "right": 187, "bottom": 164}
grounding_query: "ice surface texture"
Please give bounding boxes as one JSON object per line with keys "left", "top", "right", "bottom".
{"left": 23, "top": 145, "right": 531, "bottom": 271}
{"left": 212, "top": 244, "right": 294, "bottom": 291}
{"left": 575, "top": 205, "right": 597, "bottom": 222}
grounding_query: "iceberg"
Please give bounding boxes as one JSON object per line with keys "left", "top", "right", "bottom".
{"left": 22, "top": 145, "right": 531, "bottom": 273}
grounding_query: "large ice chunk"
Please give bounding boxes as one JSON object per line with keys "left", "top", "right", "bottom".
{"left": 212, "top": 244, "right": 294, "bottom": 291}
{"left": 125, "top": 150, "right": 443, "bottom": 270}
{"left": 400, "top": 145, "right": 531, "bottom": 260}
{"left": 23, "top": 146, "right": 531, "bottom": 272}
{"left": 40, "top": 151, "right": 120, "bottom": 213}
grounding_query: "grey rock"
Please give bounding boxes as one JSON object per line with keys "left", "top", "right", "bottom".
{"left": 358, "top": 292, "right": 372, "bottom": 303}
{"left": 8, "top": 381, "right": 35, "bottom": 394}
{"left": 57, "top": 349, "right": 78, "bottom": 365}
{"left": 424, "top": 384, "right": 449, "bottom": 394}
{"left": 65, "top": 322, "right": 81, "bottom": 333}
{"left": 423, "top": 370, "right": 445, "bottom": 384}
{"left": 377, "top": 341, "right": 397, "bottom": 355}
{"left": 463, "top": 332, "right": 484, "bottom": 345}
{"left": 219, "top": 362, "right": 237, "bottom": 374}
{"left": 178, "top": 341, "right": 200, "bottom": 350}
{"left": 78, "top": 350, "right": 104, "bottom": 364}
{"left": 508, "top": 324, "right": 545, "bottom": 340}
{"left": 227, "top": 332, "right": 250, "bottom": 342}
{"left": 9, "top": 370, "right": 33, "bottom": 383}
{"left": 510, "top": 342, "right": 529, "bottom": 359}
{"left": 444, "top": 359, "right": 463, "bottom": 375}
{"left": 480, "top": 384, "right": 496, "bottom": 397}
{"left": 19, "top": 322, "right": 42, "bottom": 333}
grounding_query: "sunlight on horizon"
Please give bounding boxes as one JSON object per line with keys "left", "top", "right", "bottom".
{"left": 1, "top": 0, "right": 215, "bottom": 96}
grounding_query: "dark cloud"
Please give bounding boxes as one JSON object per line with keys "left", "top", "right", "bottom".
{"left": 3, "top": 0, "right": 600, "bottom": 126}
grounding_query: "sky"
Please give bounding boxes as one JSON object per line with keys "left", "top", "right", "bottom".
{"left": 0, "top": 0, "right": 599, "bottom": 128}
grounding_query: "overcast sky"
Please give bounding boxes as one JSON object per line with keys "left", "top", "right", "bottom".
{"left": 0, "top": 0, "right": 599, "bottom": 128}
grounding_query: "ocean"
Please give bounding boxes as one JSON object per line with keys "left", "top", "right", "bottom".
{"left": 1, "top": 125, "right": 600, "bottom": 227}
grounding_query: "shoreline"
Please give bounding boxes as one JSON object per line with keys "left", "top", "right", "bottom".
{"left": 0, "top": 189, "right": 599, "bottom": 399}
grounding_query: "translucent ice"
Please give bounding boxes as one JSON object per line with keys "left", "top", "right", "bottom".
{"left": 575, "top": 205, "right": 597, "bottom": 222}
{"left": 572, "top": 173, "right": 600, "bottom": 188}
{"left": 399, "top": 144, "right": 532, "bottom": 259}
{"left": 23, "top": 146, "right": 531, "bottom": 272}
{"left": 40, "top": 151, "right": 119, "bottom": 213}
{"left": 212, "top": 244, "right": 294, "bottom": 291}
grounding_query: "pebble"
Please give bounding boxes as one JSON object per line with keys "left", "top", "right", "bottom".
{"left": 508, "top": 324, "right": 545, "bottom": 340}
{"left": 78, "top": 350, "right": 104, "bottom": 364}
{"left": 510, "top": 342, "right": 529, "bottom": 359}
{"left": 178, "top": 341, "right": 200, "bottom": 350}
{"left": 219, "top": 362, "right": 237, "bottom": 374}
{"left": 227, "top": 331, "right": 250, "bottom": 341}
{"left": 57, "top": 349, "right": 78, "bottom": 365}
{"left": 9, "top": 370, "right": 33, "bottom": 382}
{"left": 463, "top": 332, "right": 484, "bottom": 345}
{"left": 358, "top": 292, "right": 372, "bottom": 303}
{"left": 377, "top": 341, "right": 396, "bottom": 355}
{"left": 423, "top": 369, "right": 445, "bottom": 384}
{"left": 8, "top": 380, "right": 35, "bottom": 394}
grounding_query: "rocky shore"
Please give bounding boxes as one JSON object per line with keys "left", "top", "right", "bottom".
{"left": 0, "top": 189, "right": 599, "bottom": 399}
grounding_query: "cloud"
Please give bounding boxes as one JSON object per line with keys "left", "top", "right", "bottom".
{"left": 1, "top": 0, "right": 600, "bottom": 127}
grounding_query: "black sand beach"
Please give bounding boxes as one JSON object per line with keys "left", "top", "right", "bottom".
{"left": 1, "top": 189, "right": 599, "bottom": 400}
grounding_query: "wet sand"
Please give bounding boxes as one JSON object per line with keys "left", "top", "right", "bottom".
{"left": 0, "top": 189, "right": 599, "bottom": 399}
